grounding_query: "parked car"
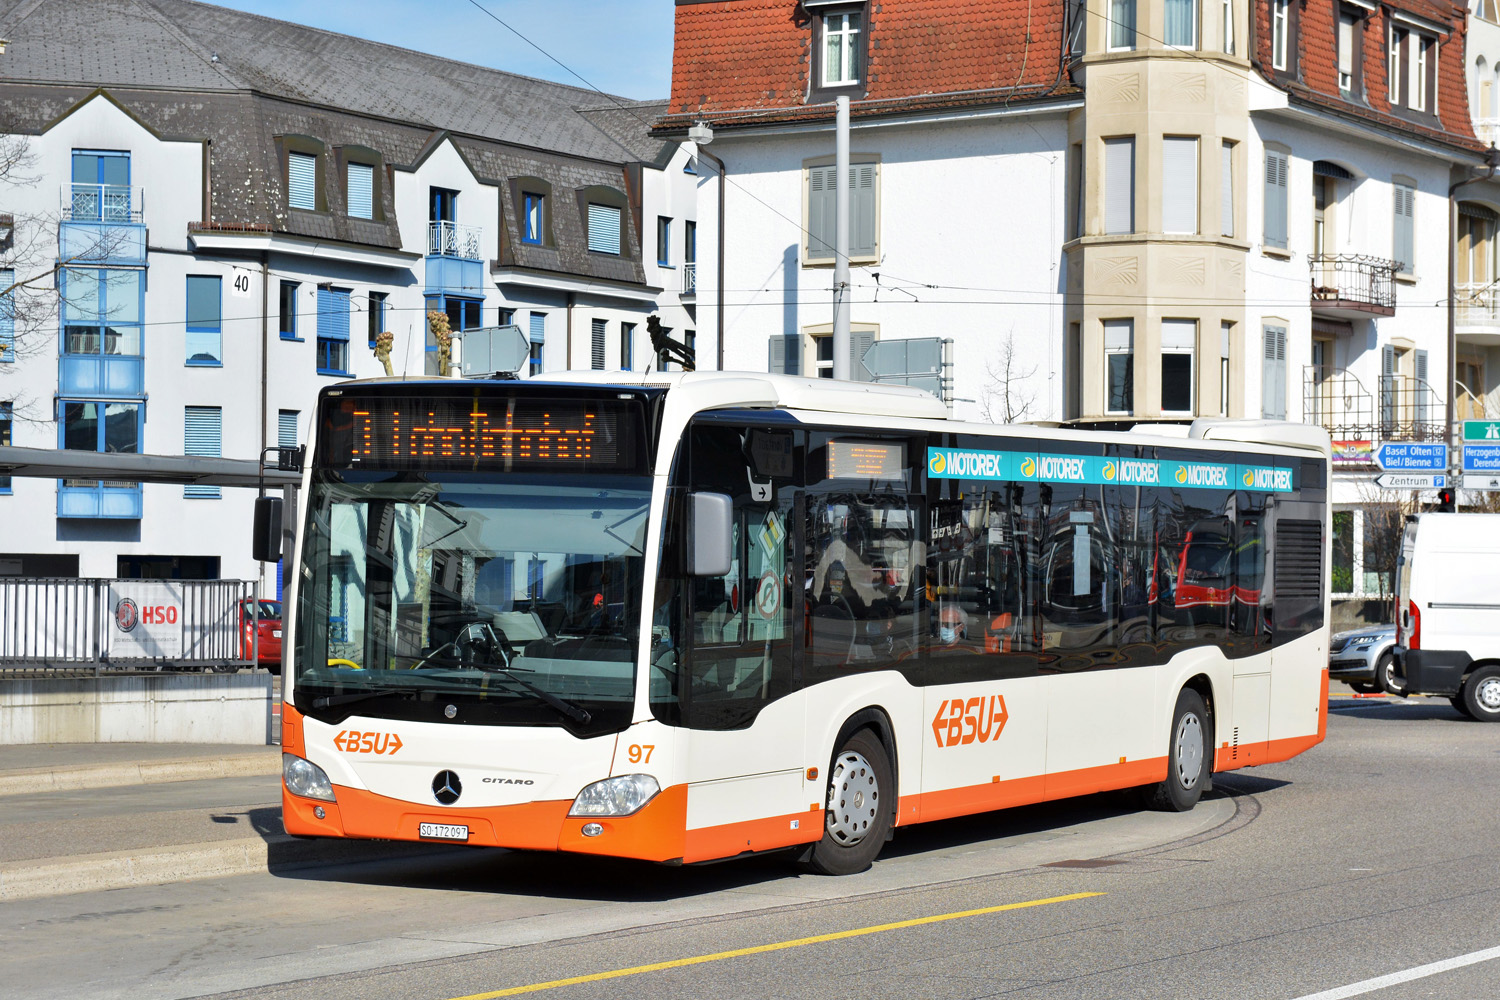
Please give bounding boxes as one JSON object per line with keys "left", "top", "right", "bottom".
{"left": 1393, "top": 512, "right": 1500, "bottom": 720}
{"left": 238, "top": 598, "right": 283, "bottom": 674}
{"left": 1328, "top": 624, "right": 1397, "bottom": 694}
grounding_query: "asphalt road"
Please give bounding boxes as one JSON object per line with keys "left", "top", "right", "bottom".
{"left": 4, "top": 695, "right": 1498, "bottom": 1000}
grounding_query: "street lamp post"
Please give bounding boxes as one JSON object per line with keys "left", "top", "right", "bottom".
{"left": 1447, "top": 146, "right": 1500, "bottom": 493}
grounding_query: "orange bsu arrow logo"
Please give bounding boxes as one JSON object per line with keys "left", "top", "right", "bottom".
{"left": 931, "top": 695, "right": 1008, "bottom": 748}
{"left": 333, "top": 730, "right": 404, "bottom": 755}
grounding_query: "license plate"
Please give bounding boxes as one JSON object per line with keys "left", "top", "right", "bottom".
{"left": 271, "top": 630, "right": 282, "bottom": 638}
{"left": 418, "top": 822, "right": 469, "bottom": 841}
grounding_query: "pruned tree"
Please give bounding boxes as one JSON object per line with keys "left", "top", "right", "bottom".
{"left": 979, "top": 330, "right": 1038, "bottom": 424}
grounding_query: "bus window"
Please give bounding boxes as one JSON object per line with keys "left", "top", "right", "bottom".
{"left": 1230, "top": 496, "right": 1269, "bottom": 654}
{"left": 1034, "top": 485, "right": 1118, "bottom": 671}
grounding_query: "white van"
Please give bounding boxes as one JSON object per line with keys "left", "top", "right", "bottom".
{"left": 1392, "top": 512, "right": 1500, "bottom": 720}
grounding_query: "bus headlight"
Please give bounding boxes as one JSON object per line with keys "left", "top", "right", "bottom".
{"left": 283, "top": 753, "right": 336, "bottom": 802}
{"left": 569, "top": 774, "right": 660, "bottom": 816}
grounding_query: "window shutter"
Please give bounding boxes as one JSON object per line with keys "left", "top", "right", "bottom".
{"left": 1264, "top": 150, "right": 1288, "bottom": 249}
{"left": 768, "top": 334, "right": 802, "bottom": 375}
{"left": 850, "top": 329, "right": 876, "bottom": 381}
{"left": 1221, "top": 142, "right": 1235, "bottom": 238}
{"left": 808, "top": 165, "right": 836, "bottom": 259}
{"left": 288, "top": 152, "right": 316, "bottom": 211}
{"left": 1393, "top": 184, "right": 1415, "bottom": 274}
{"left": 1262, "top": 325, "right": 1287, "bottom": 419}
{"left": 278, "top": 410, "right": 298, "bottom": 449}
{"left": 587, "top": 204, "right": 622, "bottom": 255}
{"left": 347, "top": 163, "right": 373, "bottom": 219}
{"left": 529, "top": 312, "right": 546, "bottom": 343}
{"left": 1380, "top": 343, "right": 1397, "bottom": 430}
{"left": 0, "top": 268, "right": 13, "bottom": 364}
{"left": 591, "top": 318, "right": 606, "bottom": 370}
{"left": 851, "top": 163, "right": 877, "bottom": 256}
{"left": 318, "top": 287, "right": 350, "bottom": 340}
{"left": 184, "top": 406, "right": 222, "bottom": 499}
{"left": 1414, "top": 348, "right": 1430, "bottom": 425}
{"left": 1162, "top": 137, "right": 1198, "bottom": 234}
{"left": 1104, "top": 138, "right": 1135, "bottom": 235}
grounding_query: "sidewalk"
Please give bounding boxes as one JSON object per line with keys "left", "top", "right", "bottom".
{"left": 0, "top": 741, "right": 448, "bottom": 903}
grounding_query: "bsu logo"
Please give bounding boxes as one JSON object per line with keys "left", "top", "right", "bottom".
{"left": 930, "top": 695, "right": 1008, "bottom": 748}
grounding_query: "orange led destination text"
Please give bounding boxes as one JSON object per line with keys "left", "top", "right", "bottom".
{"left": 349, "top": 409, "right": 596, "bottom": 462}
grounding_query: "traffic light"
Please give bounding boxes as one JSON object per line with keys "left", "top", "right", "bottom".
{"left": 1436, "top": 487, "right": 1456, "bottom": 513}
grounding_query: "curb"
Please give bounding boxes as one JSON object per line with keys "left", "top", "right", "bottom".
{"left": 0, "top": 753, "right": 282, "bottom": 798}
{"left": 0, "top": 834, "right": 458, "bottom": 902}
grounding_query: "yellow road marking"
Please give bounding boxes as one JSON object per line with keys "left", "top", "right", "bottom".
{"left": 446, "top": 890, "right": 1105, "bottom": 999}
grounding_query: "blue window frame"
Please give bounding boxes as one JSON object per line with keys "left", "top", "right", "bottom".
{"left": 57, "top": 399, "right": 143, "bottom": 517}
{"left": 316, "top": 286, "right": 351, "bottom": 375}
{"left": 183, "top": 406, "right": 222, "bottom": 499}
{"left": 70, "top": 150, "right": 131, "bottom": 222}
{"left": 430, "top": 187, "right": 457, "bottom": 222}
{"left": 0, "top": 402, "right": 11, "bottom": 493}
{"left": 288, "top": 152, "right": 317, "bottom": 211}
{"left": 621, "top": 322, "right": 634, "bottom": 371}
{"left": 279, "top": 281, "right": 299, "bottom": 340}
{"left": 368, "top": 291, "right": 387, "bottom": 348}
{"left": 529, "top": 312, "right": 545, "bottom": 377}
{"left": 185, "top": 275, "right": 222, "bottom": 366}
{"left": 657, "top": 216, "right": 671, "bottom": 266}
{"left": 522, "top": 192, "right": 544, "bottom": 244}
{"left": 426, "top": 295, "right": 481, "bottom": 375}
{"left": 0, "top": 269, "right": 13, "bottom": 364}
{"left": 62, "top": 268, "right": 143, "bottom": 357}
{"left": 347, "top": 162, "right": 374, "bottom": 219}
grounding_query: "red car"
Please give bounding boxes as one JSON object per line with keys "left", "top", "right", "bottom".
{"left": 239, "top": 599, "right": 283, "bottom": 673}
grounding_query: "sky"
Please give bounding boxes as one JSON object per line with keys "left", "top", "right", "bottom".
{"left": 209, "top": 0, "right": 676, "bottom": 101}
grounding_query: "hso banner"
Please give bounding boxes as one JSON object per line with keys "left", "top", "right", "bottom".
{"left": 107, "top": 580, "right": 184, "bottom": 658}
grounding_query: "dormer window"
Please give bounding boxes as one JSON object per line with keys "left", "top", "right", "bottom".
{"left": 1338, "top": 12, "right": 1358, "bottom": 94}
{"left": 808, "top": 2, "right": 868, "bottom": 98}
{"left": 822, "top": 11, "right": 862, "bottom": 87}
{"left": 1387, "top": 20, "right": 1437, "bottom": 116}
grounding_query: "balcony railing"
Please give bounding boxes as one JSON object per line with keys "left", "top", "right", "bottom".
{"left": 1302, "top": 366, "right": 1443, "bottom": 443}
{"left": 1476, "top": 118, "right": 1500, "bottom": 147}
{"left": 1456, "top": 281, "right": 1500, "bottom": 326}
{"left": 1309, "top": 254, "right": 1399, "bottom": 315}
{"left": 64, "top": 184, "right": 142, "bottom": 223}
{"left": 427, "top": 220, "right": 482, "bottom": 260}
{"left": 682, "top": 261, "right": 696, "bottom": 296}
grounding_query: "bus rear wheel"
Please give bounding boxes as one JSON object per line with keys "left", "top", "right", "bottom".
{"left": 804, "top": 729, "right": 892, "bottom": 875}
{"left": 1144, "top": 689, "right": 1210, "bottom": 812}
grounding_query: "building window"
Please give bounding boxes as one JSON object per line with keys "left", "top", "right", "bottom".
{"left": 1104, "top": 320, "right": 1133, "bottom": 414}
{"left": 288, "top": 151, "right": 317, "bottom": 211}
{"left": 430, "top": 187, "right": 457, "bottom": 223}
{"left": 591, "top": 318, "right": 607, "bottom": 370}
{"left": 1271, "top": 0, "right": 1289, "bottom": 70}
{"left": 1164, "top": 0, "right": 1196, "bottom": 48}
{"left": 0, "top": 268, "right": 13, "bottom": 364}
{"left": 1411, "top": 35, "right": 1431, "bottom": 112}
{"left": 61, "top": 400, "right": 141, "bottom": 491}
{"left": 1263, "top": 148, "right": 1289, "bottom": 250}
{"left": 685, "top": 221, "right": 697, "bottom": 265}
{"left": 347, "top": 162, "right": 374, "bottom": 219}
{"left": 1067, "top": 143, "right": 1084, "bottom": 240}
{"left": 1222, "top": 0, "right": 1235, "bottom": 53}
{"left": 316, "top": 286, "right": 351, "bottom": 375}
{"left": 1221, "top": 140, "right": 1235, "bottom": 238}
{"left": 185, "top": 275, "right": 222, "bottom": 366}
{"left": 1109, "top": 0, "right": 1136, "bottom": 50}
{"left": 0, "top": 402, "right": 10, "bottom": 493}
{"left": 529, "top": 312, "right": 545, "bottom": 376}
{"left": 279, "top": 281, "right": 299, "bottom": 340}
{"left": 70, "top": 150, "right": 131, "bottom": 221}
{"left": 1262, "top": 323, "right": 1287, "bottom": 419}
{"left": 657, "top": 216, "right": 671, "bottom": 266}
{"left": 63, "top": 268, "right": 143, "bottom": 358}
{"left": 805, "top": 159, "right": 879, "bottom": 263}
{"left": 621, "top": 322, "right": 635, "bottom": 370}
{"left": 1161, "top": 319, "right": 1196, "bottom": 414}
{"left": 822, "top": 10, "right": 862, "bottom": 87}
{"left": 278, "top": 409, "right": 299, "bottom": 450}
{"left": 1388, "top": 24, "right": 1405, "bottom": 103}
{"left": 1393, "top": 181, "right": 1415, "bottom": 274}
{"left": 587, "top": 203, "right": 622, "bottom": 255}
{"left": 522, "top": 192, "right": 544, "bottom": 244}
{"left": 1104, "top": 137, "right": 1135, "bottom": 235}
{"left": 183, "top": 406, "right": 222, "bottom": 499}
{"left": 368, "top": 291, "right": 387, "bottom": 348}
{"left": 427, "top": 297, "right": 480, "bottom": 375}
{"left": 1162, "top": 136, "right": 1199, "bottom": 235}
{"left": 1338, "top": 12, "right": 1358, "bottom": 94}
{"left": 1220, "top": 322, "right": 1232, "bottom": 417}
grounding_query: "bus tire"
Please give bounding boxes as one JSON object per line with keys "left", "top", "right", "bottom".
{"left": 1144, "top": 689, "right": 1209, "bottom": 812}
{"left": 805, "top": 729, "right": 892, "bottom": 875}
{"left": 1461, "top": 665, "right": 1500, "bottom": 722}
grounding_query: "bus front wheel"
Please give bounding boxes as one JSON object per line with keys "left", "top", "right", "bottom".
{"left": 804, "top": 729, "right": 892, "bottom": 876}
{"left": 1144, "top": 689, "right": 1209, "bottom": 812}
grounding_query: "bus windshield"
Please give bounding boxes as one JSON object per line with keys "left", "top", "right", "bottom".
{"left": 294, "top": 471, "right": 651, "bottom": 736}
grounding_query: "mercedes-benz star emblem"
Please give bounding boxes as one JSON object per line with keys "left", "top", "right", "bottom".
{"left": 432, "top": 770, "right": 462, "bottom": 805}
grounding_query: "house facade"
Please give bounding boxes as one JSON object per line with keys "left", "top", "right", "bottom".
{"left": 0, "top": 0, "right": 694, "bottom": 591}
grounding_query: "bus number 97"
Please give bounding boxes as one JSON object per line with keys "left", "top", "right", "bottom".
{"left": 627, "top": 744, "right": 654, "bottom": 764}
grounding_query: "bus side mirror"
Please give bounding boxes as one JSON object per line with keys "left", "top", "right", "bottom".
{"left": 253, "top": 496, "right": 284, "bottom": 562}
{"left": 689, "top": 492, "right": 733, "bottom": 577}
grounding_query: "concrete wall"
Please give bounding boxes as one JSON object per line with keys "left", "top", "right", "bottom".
{"left": 0, "top": 674, "right": 274, "bottom": 745}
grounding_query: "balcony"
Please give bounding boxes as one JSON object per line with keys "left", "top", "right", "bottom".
{"left": 1476, "top": 118, "right": 1500, "bottom": 147}
{"left": 427, "top": 220, "right": 481, "bottom": 259}
{"left": 682, "top": 261, "right": 696, "bottom": 297}
{"left": 61, "top": 184, "right": 146, "bottom": 265}
{"left": 1303, "top": 366, "right": 1443, "bottom": 443}
{"left": 1309, "top": 254, "right": 1399, "bottom": 318}
{"left": 425, "top": 221, "right": 483, "bottom": 297}
{"left": 57, "top": 481, "right": 142, "bottom": 519}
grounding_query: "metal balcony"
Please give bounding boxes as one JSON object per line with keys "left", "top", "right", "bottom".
{"left": 64, "top": 184, "right": 142, "bottom": 223}
{"left": 1476, "top": 118, "right": 1500, "bottom": 147}
{"left": 1303, "top": 366, "right": 1443, "bottom": 443}
{"left": 427, "top": 220, "right": 482, "bottom": 260}
{"left": 1456, "top": 281, "right": 1500, "bottom": 327}
{"left": 1309, "top": 254, "right": 1399, "bottom": 317}
{"left": 682, "top": 261, "right": 696, "bottom": 296}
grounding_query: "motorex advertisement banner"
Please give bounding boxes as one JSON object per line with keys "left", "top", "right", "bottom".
{"left": 927, "top": 448, "right": 1293, "bottom": 492}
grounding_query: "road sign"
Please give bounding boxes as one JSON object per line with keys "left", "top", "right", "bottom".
{"left": 1463, "top": 419, "right": 1500, "bottom": 442}
{"left": 1463, "top": 473, "right": 1500, "bottom": 491}
{"left": 1463, "top": 442, "right": 1500, "bottom": 474}
{"left": 1374, "top": 441, "right": 1447, "bottom": 473}
{"left": 1374, "top": 473, "right": 1445, "bottom": 490}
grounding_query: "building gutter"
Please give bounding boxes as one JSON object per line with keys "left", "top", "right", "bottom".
{"left": 659, "top": 96, "right": 1082, "bottom": 142}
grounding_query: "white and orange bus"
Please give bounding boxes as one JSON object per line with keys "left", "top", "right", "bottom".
{"left": 277, "top": 372, "right": 1330, "bottom": 874}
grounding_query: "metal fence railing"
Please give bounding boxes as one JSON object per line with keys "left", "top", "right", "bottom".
{"left": 0, "top": 577, "right": 257, "bottom": 675}
{"left": 1308, "top": 254, "right": 1399, "bottom": 313}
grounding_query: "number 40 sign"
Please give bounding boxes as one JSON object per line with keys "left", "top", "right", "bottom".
{"left": 230, "top": 267, "right": 254, "bottom": 299}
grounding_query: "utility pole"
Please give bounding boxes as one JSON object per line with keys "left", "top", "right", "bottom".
{"left": 832, "top": 95, "right": 851, "bottom": 380}
{"left": 1447, "top": 146, "right": 1499, "bottom": 495}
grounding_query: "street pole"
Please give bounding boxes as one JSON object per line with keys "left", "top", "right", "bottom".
{"left": 1447, "top": 148, "right": 1498, "bottom": 495}
{"left": 832, "top": 95, "right": 851, "bottom": 380}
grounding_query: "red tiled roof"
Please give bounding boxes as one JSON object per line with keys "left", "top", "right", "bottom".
{"left": 665, "top": 0, "right": 1071, "bottom": 123}
{"left": 1254, "top": 0, "right": 1482, "bottom": 153}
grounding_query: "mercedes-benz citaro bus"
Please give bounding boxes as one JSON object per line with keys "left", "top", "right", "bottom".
{"left": 278, "top": 372, "right": 1331, "bottom": 875}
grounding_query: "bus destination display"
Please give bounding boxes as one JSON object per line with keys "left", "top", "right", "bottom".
{"left": 320, "top": 395, "right": 638, "bottom": 472}
{"left": 827, "top": 439, "right": 906, "bottom": 481}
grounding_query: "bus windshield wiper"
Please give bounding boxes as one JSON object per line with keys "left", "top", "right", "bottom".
{"left": 310, "top": 688, "right": 402, "bottom": 710}
{"left": 462, "top": 659, "right": 593, "bottom": 725}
